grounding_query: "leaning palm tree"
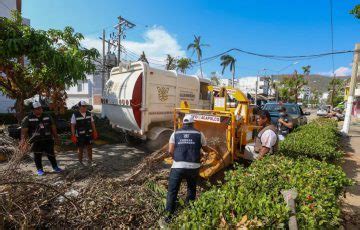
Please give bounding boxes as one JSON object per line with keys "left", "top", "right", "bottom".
{"left": 220, "top": 54, "right": 236, "bottom": 87}
{"left": 165, "top": 54, "right": 177, "bottom": 70}
{"left": 187, "top": 35, "right": 208, "bottom": 78}
{"left": 138, "top": 51, "right": 149, "bottom": 64}
{"left": 176, "top": 58, "right": 193, "bottom": 74}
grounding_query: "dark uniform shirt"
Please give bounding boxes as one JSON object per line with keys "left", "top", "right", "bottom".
{"left": 277, "top": 113, "right": 293, "bottom": 136}
{"left": 21, "top": 113, "right": 55, "bottom": 143}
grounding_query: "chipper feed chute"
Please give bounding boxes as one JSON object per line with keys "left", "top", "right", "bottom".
{"left": 173, "top": 110, "right": 236, "bottom": 179}
{"left": 195, "top": 118, "right": 232, "bottom": 178}
{"left": 163, "top": 86, "right": 256, "bottom": 179}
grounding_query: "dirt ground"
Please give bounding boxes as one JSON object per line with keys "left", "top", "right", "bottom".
{"left": 340, "top": 120, "right": 360, "bottom": 229}
{"left": 0, "top": 142, "right": 154, "bottom": 184}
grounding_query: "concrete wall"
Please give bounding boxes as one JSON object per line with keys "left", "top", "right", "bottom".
{"left": 65, "top": 73, "right": 103, "bottom": 111}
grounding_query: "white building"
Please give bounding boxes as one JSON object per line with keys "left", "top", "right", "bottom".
{"left": 65, "top": 72, "right": 102, "bottom": 111}
{"left": 219, "top": 77, "right": 269, "bottom": 95}
{"left": 0, "top": 0, "right": 30, "bottom": 113}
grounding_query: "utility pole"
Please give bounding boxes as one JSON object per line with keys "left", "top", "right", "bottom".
{"left": 115, "top": 16, "right": 135, "bottom": 65}
{"left": 341, "top": 43, "right": 360, "bottom": 134}
{"left": 101, "top": 29, "right": 106, "bottom": 98}
{"left": 255, "top": 75, "right": 258, "bottom": 106}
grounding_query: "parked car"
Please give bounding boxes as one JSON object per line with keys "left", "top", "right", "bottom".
{"left": 262, "top": 103, "right": 310, "bottom": 128}
{"left": 317, "top": 105, "right": 331, "bottom": 116}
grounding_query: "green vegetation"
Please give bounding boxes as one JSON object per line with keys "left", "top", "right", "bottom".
{"left": 187, "top": 35, "right": 208, "bottom": 78}
{"left": 220, "top": 54, "right": 236, "bottom": 87}
{"left": 175, "top": 118, "right": 351, "bottom": 229}
{"left": 350, "top": 4, "right": 360, "bottom": 19}
{"left": 278, "top": 66, "right": 309, "bottom": 103}
{"left": 165, "top": 54, "right": 177, "bottom": 70}
{"left": 0, "top": 12, "right": 98, "bottom": 121}
{"left": 138, "top": 51, "right": 149, "bottom": 64}
{"left": 175, "top": 156, "right": 352, "bottom": 229}
{"left": 279, "top": 119, "right": 343, "bottom": 161}
{"left": 176, "top": 57, "right": 194, "bottom": 74}
{"left": 328, "top": 78, "right": 346, "bottom": 107}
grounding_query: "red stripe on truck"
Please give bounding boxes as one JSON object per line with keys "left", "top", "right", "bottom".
{"left": 132, "top": 73, "right": 142, "bottom": 129}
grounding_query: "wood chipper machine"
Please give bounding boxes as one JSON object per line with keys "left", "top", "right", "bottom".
{"left": 166, "top": 86, "right": 259, "bottom": 179}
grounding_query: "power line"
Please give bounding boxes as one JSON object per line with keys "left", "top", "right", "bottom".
{"left": 0, "top": 1, "right": 11, "bottom": 11}
{"left": 196, "top": 48, "right": 357, "bottom": 65}
{"left": 329, "top": 0, "right": 335, "bottom": 76}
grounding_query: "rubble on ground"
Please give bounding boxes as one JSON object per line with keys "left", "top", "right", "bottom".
{"left": 0, "top": 145, "right": 204, "bottom": 228}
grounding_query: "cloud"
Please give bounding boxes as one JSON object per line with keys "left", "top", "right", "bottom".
{"left": 334, "top": 67, "right": 352, "bottom": 76}
{"left": 318, "top": 66, "right": 352, "bottom": 76}
{"left": 81, "top": 26, "right": 186, "bottom": 66}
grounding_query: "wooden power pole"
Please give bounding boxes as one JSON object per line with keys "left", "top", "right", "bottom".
{"left": 115, "top": 16, "right": 135, "bottom": 65}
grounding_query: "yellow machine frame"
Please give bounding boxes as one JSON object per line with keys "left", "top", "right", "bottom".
{"left": 171, "top": 86, "right": 259, "bottom": 178}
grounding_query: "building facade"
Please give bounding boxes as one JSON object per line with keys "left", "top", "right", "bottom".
{"left": 65, "top": 71, "right": 102, "bottom": 112}
{"left": 0, "top": 0, "right": 30, "bottom": 113}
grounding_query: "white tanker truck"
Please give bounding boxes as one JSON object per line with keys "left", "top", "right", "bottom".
{"left": 102, "top": 61, "right": 211, "bottom": 145}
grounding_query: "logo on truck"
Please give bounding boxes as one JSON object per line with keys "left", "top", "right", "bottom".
{"left": 157, "top": 86, "right": 169, "bottom": 101}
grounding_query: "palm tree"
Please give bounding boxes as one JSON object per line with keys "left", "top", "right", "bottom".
{"left": 176, "top": 58, "right": 193, "bottom": 74}
{"left": 138, "top": 51, "right": 149, "bottom": 64}
{"left": 220, "top": 54, "right": 236, "bottom": 87}
{"left": 165, "top": 54, "right": 177, "bottom": 70}
{"left": 210, "top": 71, "right": 220, "bottom": 86}
{"left": 187, "top": 35, "right": 208, "bottom": 78}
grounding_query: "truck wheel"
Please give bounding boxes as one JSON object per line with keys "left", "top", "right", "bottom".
{"left": 125, "top": 133, "right": 142, "bottom": 146}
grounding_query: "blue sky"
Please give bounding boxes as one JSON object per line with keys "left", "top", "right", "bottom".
{"left": 23, "top": 0, "right": 360, "bottom": 78}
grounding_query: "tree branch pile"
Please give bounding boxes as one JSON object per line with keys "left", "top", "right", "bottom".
{"left": 0, "top": 144, "right": 204, "bottom": 228}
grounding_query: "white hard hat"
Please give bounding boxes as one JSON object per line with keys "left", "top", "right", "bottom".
{"left": 78, "top": 100, "right": 88, "bottom": 106}
{"left": 183, "top": 114, "right": 194, "bottom": 124}
{"left": 32, "top": 101, "right": 42, "bottom": 109}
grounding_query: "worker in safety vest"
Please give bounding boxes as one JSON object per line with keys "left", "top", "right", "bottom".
{"left": 242, "top": 110, "right": 278, "bottom": 160}
{"left": 20, "top": 102, "right": 62, "bottom": 176}
{"left": 165, "top": 114, "right": 212, "bottom": 221}
{"left": 70, "top": 101, "right": 98, "bottom": 166}
{"left": 277, "top": 106, "right": 294, "bottom": 141}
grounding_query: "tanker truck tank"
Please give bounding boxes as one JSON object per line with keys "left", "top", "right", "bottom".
{"left": 102, "top": 61, "right": 211, "bottom": 148}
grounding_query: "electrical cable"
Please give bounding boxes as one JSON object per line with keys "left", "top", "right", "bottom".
{"left": 0, "top": 1, "right": 11, "bottom": 11}
{"left": 329, "top": 0, "right": 335, "bottom": 76}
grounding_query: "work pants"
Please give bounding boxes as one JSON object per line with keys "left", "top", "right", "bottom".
{"left": 31, "top": 139, "right": 58, "bottom": 170}
{"left": 165, "top": 167, "right": 199, "bottom": 215}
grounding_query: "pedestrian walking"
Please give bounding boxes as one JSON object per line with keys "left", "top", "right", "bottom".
{"left": 164, "top": 114, "right": 211, "bottom": 222}
{"left": 20, "top": 102, "right": 62, "bottom": 176}
{"left": 70, "top": 101, "right": 98, "bottom": 166}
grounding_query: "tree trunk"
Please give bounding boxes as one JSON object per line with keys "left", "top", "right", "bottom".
{"left": 14, "top": 97, "right": 25, "bottom": 123}
{"left": 232, "top": 69, "right": 235, "bottom": 88}
{"left": 199, "top": 57, "right": 203, "bottom": 78}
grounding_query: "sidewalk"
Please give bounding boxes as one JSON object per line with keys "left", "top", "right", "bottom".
{"left": 341, "top": 121, "right": 360, "bottom": 229}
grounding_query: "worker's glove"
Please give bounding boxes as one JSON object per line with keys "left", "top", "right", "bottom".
{"left": 92, "top": 131, "right": 99, "bottom": 140}
{"left": 71, "top": 135, "right": 77, "bottom": 144}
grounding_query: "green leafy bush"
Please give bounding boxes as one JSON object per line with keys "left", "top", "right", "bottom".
{"left": 278, "top": 118, "right": 342, "bottom": 161}
{"left": 175, "top": 156, "right": 352, "bottom": 229}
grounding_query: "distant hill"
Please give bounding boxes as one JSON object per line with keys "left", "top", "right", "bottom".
{"left": 271, "top": 74, "right": 350, "bottom": 93}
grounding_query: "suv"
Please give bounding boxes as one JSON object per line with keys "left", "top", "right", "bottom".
{"left": 262, "top": 103, "right": 310, "bottom": 128}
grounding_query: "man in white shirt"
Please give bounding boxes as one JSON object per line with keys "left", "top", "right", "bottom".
{"left": 242, "top": 110, "right": 278, "bottom": 160}
{"left": 165, "top": 114, "right": 211, "bottom": 221}
{"left": 70, "top": 101, "right": 98, "bottom": 166}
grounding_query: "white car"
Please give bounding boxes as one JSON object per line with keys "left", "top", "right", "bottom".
{"left": 317, "top": 105, "right": 330, "bottom": 116}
